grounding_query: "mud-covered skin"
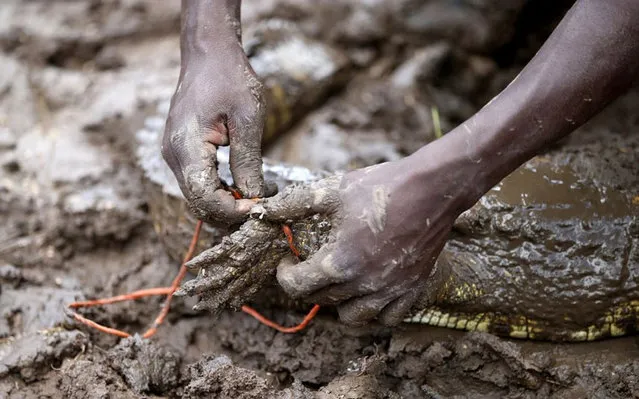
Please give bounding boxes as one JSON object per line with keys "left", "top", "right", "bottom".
{"left": 181, "top": 219, "right": 287, "bottom": 312}
{"left": 243, "top": 155, "right": 471, "bottom": 327}
{"left": 162, "top": 0, "right": 265, "bottom": 225}
{"left": 162, "top": 0, "right": 351, "bottom": 226}
{"left": 134, "top": 9, "right": 348, "bottom": 257}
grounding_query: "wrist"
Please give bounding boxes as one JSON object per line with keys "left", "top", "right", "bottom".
{"left": 401, "top": 134, "right": 490, "bottom": 215}
{"left": 404, "top": 88, "right": 545, "bottom": 212}
{"left": 181, "top": 0, "right": 243, "bottom": 62}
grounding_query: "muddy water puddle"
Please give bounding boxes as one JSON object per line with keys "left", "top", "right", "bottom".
{"left": 492, "top": 157, "right": 633, "bottom": 220}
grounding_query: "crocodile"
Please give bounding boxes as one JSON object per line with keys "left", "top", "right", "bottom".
{"left": 136, "top": 103, "right": 639, "bottom": 342}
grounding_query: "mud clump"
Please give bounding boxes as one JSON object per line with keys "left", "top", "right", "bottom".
{"left": 183, "top": 355, "right": 314, "bottom": 398}
{"left": 318, "top": 374, "right": 397, "bottom": 399}
{"left": 108, "top": 336, "right": 181, "bottom": 394}
{"left": 59, "top": 356, "right": 135, "bottom": 399}
{"left": 1, "top": 287, "right": 84, "bottom": 337}
{"left": 0, "top": 330, "right": 87, "bottom": 383}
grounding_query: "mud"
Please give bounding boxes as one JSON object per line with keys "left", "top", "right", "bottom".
{"left": 1, "top": 0, "right": 638, "bottom": 398}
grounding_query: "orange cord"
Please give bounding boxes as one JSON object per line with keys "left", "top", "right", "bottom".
{"left": 68, "top": 187, "right": 319, "bottom": 338}
{"left": 241, "top": 304, "right": 320, "bottom": 333}
{"left": 70, "top": 312, "right": 132, "bottom": 338}
{"left": 67, "top": 220, "right": 203, "bottom": 338}
{"left": 68, "top": 288, "right": 173, "bottom": 308}
{"left": 281, "top": 225, "right": 301, "bottom": 258}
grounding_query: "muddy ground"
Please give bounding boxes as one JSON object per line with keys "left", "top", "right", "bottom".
{"left": 1, "top": 1, "right": 638, "bottom": 398}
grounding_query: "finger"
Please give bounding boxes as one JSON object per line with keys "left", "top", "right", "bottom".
{"left": 276, "top": 243, "right": 351, "bottom": 298}
{"left": 175, "top": 267, "right": 235, "bottom": 297}
{"left": 251, "top": 175, "right": 342, "bottom": 222}
{"left": 161, "top": 116, "right": 189, "bottom": 190}
{"left": 185, "top": 220, "right": 279, "bottom": 271}
{"left": 163, "top": 112, "right": 228, "bottom": 193}
{"left": 184, "top": 235, "right": 230, "bottom": 272}
{"left": 163, "top": 117, "right": 253, "bottom": 225}
{"left": 185, "top": 171, "right": 255, "bottom": 225}
{"left": 229, "top": 105, "right": 266, "bottom": 199}
{"left": 336, "top": 291, "right": 399, "bottom": 327}
{"left": 305, "top": 279, "right": 379, "bottom": 305}
{"left": 378, "top": 289, "right": 421, "bottom": 326}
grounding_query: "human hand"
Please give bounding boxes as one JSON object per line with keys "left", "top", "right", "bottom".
{"left": 162, "top": 16, "right": 266, "bottom": 226}
{"left": 252, "top": 144, "right": 474, "bottom": 326}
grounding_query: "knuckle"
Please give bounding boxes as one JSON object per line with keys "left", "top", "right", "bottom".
{"left": 233, "top": 88, "right": 266, "bottom": 124}
{"left": 162, "top": 120, "right": 176, "bottom": 148}
{"left": 233, "top": 112, "right": 265, "bottom": 140}
{"left": 239, "top": 93, "right": 262, "bottom": 113}
{"left": 165, "top": 103, "right": 187, "bottom": 132}
{"left": 243, "top": 68, "right": 265, "bottom": 99}
{"left": 161, "top": 134, "right": 188, "bottom": 189}
{"left": 161, "top": 134, "right": 181, "bottom": 162}
{"left": 321, "top": 251, "right": 358, "bottom": 281}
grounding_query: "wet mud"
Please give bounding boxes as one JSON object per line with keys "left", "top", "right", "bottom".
{"left": 1, "top": 0, "right": 638, "bottom": 398}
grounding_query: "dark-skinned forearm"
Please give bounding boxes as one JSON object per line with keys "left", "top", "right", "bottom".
{"left": 410, "top": 0, "right": 639, "bottom": 210}
{"left": 180, "top": 0, "right": 242, "bottom": 66}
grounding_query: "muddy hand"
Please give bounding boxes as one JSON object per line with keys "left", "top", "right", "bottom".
{"left": 162, "top": 0, "right": 266, "bottom": 226}
{"left": 252, "top": 153, "right": 470, "bottom": 326}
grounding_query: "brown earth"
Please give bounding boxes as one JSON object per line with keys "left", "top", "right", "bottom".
{"left": 1, "top": 1, "right": 638, "bottom": 398}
